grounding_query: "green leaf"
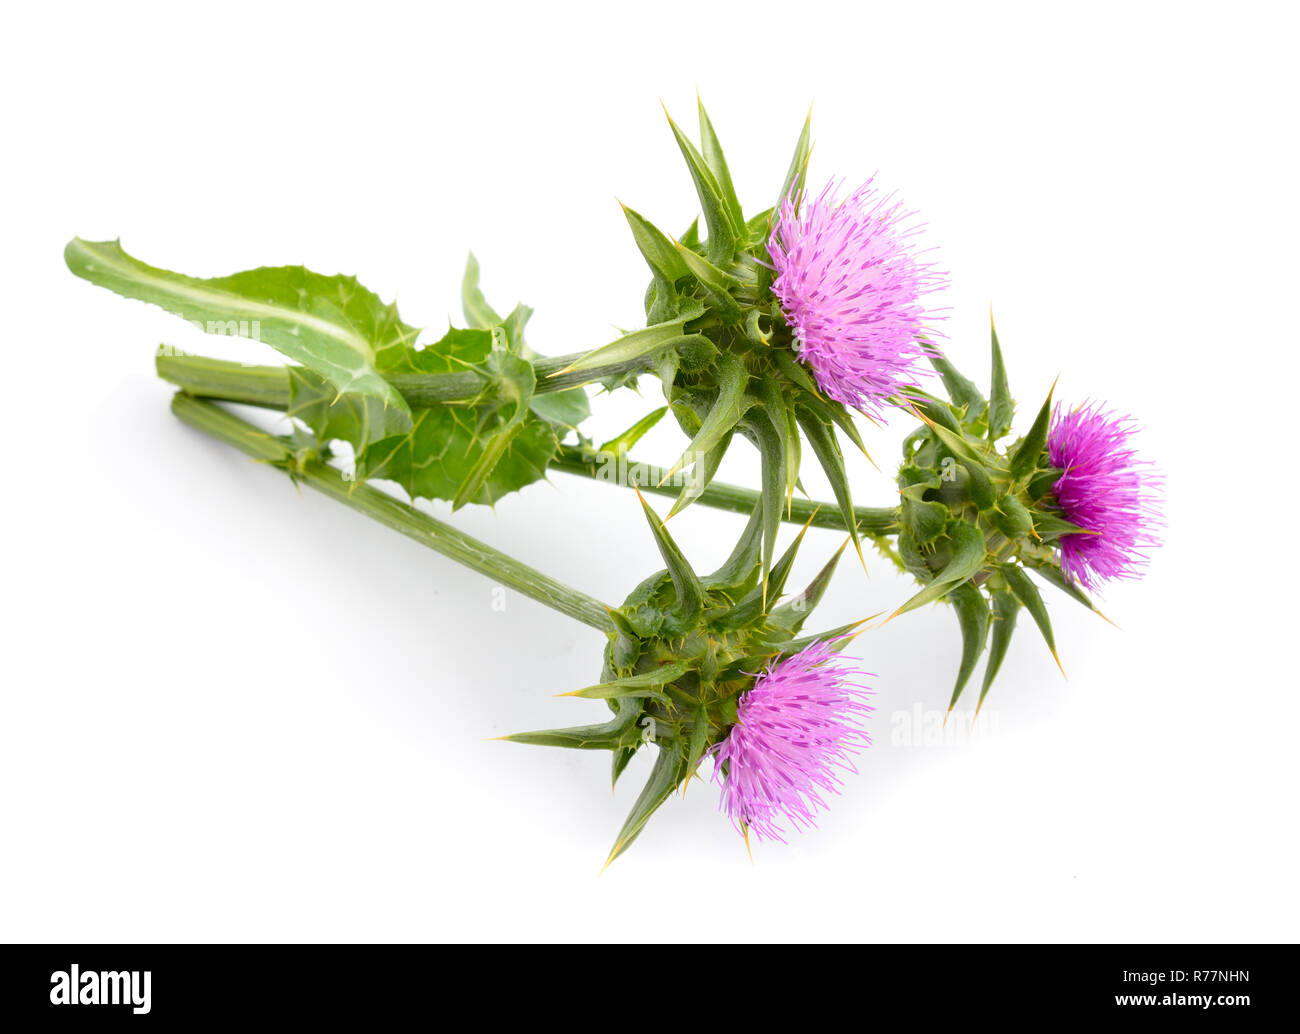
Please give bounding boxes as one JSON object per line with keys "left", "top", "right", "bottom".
{"left": 891, "top": 521, "right": 988, "bottom": 617}
{"left": 461, "top": 253, "right": 502, "bottom": 329}
{"left": 977, "top": 590, "right": 1020, "bottom": 712}
{"left": 988, "top": 313, "right": 1013, "bottom": 441}
{"left": 665, "top": 111, "right": 739, "bottom": 264}
{"left": 460, "top": 257, "right": 590, "bottom": 431}
{"left": 947, "top": 581, "right": 991, "bottom": 711}
{"left": 1009, "top": 383, "right": 1056, "bottom": 480}
{"left": 66, "top": 238, "right": 414, "bottom": 445}
{"left": 604, "top": 745, "right": 685, "bottom": 867}
{"left": 1000, "top": 563, "right": 1063, "bottom": 674}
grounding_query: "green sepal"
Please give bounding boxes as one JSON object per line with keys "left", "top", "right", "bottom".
{"left": 902, "top": 497, "right": 949, "bottom": 544}
{"left": 988, "top": 315, "right": 1014, "bottom": 441}
{"left": 758, "top": 621, "right": 864, "bottom": 662}
{"left": 563, "top": 660, "right": 693, "bottom": 703}
{"left": 683, "top": 706, "right": 713, "bottom": 784}
{"left": 1023, "top": 560, "right": 1102, "bottom": 614}
{"left": 892, "top": 521, "right": 987, "bottom": 616}
{"left": 926, "top": 345, "right": 986, "bottom": 417}
{"left": 665, "top": 112, "right": 740, "bottom": 265}
{"left": 1026, "top": 468, "right": 1062, "bottom": 501}
{"left": 702, "top": 503, "right": 764, "bottom": 595}
{"left": 605, "top": 745, "right": 687, "bottom": 867}
{"left": 1009, "top": 384, "right": 1056, "bottom": 480}
{"left": 777, "top": 110, "right": 812, "bottom": 209}
{"left": 992, "top": 495, "right": 1035, "bottom": 540}
{"left": 948, "top": 580, "right": 991, "bottom": 710}
{"left": 1000, "top": 563, "right": 1061, "bottom": 669}
{"left": 771, "top": 346, "right": 820, "bottom": 396}
{"left": 666, "top": 429, "right": 734, "bottom": 519}
{"left": 672, "top": 244, "right": 743, "bottom": 324}
{"left": 715, "top": 517, "right": 812, "bottom": 630}
{"left": 965, "top": 459, "right": 997, "bottom": 511}
{"left": 742, "top": 407, "right": 789, "bottom": 602}
{"left": 696, "top": 99, "right": 746, "bottom": 235}
{"left": 636, "top": 491, "right": 705, "bottom": 629}
{"left": 768, "top": 538, "right": 850, "bottom": 635}
{"left": 559, "top": 303, "right": 706, "bottom": 375}
{"left": 611, "top": 746, "right": 638, "bottom": 788}
{"left": 599, "top": 406, "right": 668, "bottom": 456}
{"left": 502, "top": 698, "right": 640, "bottom": 750}
{"left": 1032, "top": 512, "right": 1094, "bottom": 543}
{"left": 621, "top": 203, "right": 691, "bottom": 286}
{"left": 666, "top": 353, "right": 751, "bottom": 478}
{"left": 795, "top": 404, "right": 863, "bottom": 562}
{"left": 754, "top": 376, "right": 800, "bottom": 506}
{"left": 977, "top": 590, "right": 1020, "bottom": 710}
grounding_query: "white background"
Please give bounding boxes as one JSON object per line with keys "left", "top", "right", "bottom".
{"left": 2, "top": 1, "right": 1296, "bottom": 943}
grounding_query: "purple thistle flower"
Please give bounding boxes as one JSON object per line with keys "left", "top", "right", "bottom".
{"left": 1048, "top": 402, "right": 1163, "bottom": 590}
{"left": 709, "top": 638, "right": 873, "bottom": 844}
{"left": 768, "top": 178, "right": 945, "bottom": 416}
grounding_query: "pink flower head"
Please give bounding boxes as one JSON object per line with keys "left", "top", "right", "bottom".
{"left": 1048, "top": 402, "right": 1163, "bottom": 590}
{"left": 768, "top": 178, "right": 945, "bottom": 416}
{"left": 709, "top": 638, "right": 873, "bottom": 844}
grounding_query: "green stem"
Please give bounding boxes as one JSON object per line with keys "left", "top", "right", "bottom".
{"left": 157, "top": 352, "right": 902, "bottom": 535}
{"left": 170, "top": 393, "right": 617, "bottom": 634}
{"left": 550, "top": 445, "right": 900, "bottom": 535}
{"left": 157, "top": 351, "right": 650, "bottom": 409}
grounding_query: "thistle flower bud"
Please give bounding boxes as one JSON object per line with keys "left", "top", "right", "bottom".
{"left": 502, "top": 492, "right": 867, "bottom": 864}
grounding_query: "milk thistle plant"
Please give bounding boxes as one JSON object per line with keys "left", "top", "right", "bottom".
{"left": 66, "top": 101, "right": 1161, "bottom": 864}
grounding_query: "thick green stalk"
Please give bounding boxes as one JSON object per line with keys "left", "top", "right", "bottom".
{"left": 170, "top": 393, "right": 617, "bottom": 633}
{"left": 550, "top": 445, "right": 900, "bottom": 535}
{"left": 156, "top": 351, "right": 650, "bottom": 409}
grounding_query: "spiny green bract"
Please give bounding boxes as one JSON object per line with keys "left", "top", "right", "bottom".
{"left": 501, "top": 491, "right": 856, "bottom": 867}
{"left": 565, "top": 101, "right": 870, "bottom": 602}
{"left": 897, "top": 320, "right": 1108, "bottom": 714}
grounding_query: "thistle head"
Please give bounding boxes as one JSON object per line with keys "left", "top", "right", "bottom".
{"left": 564, "top": 102, "right": 947, "bottom": 595}
{"left": 710, "top": 637, "right": 873, "bottom": 844}
{"left": 889, "top": 317, "right": 1161, "bottom": 714}
{"left": 768, "top": 179, "right": 945, "bottom": 417}
{"left": 1047, "top": 402, "right": 1162, "bottom": 590}
{"left": 501, "top": 492, "right": 867, "bottom": 864}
